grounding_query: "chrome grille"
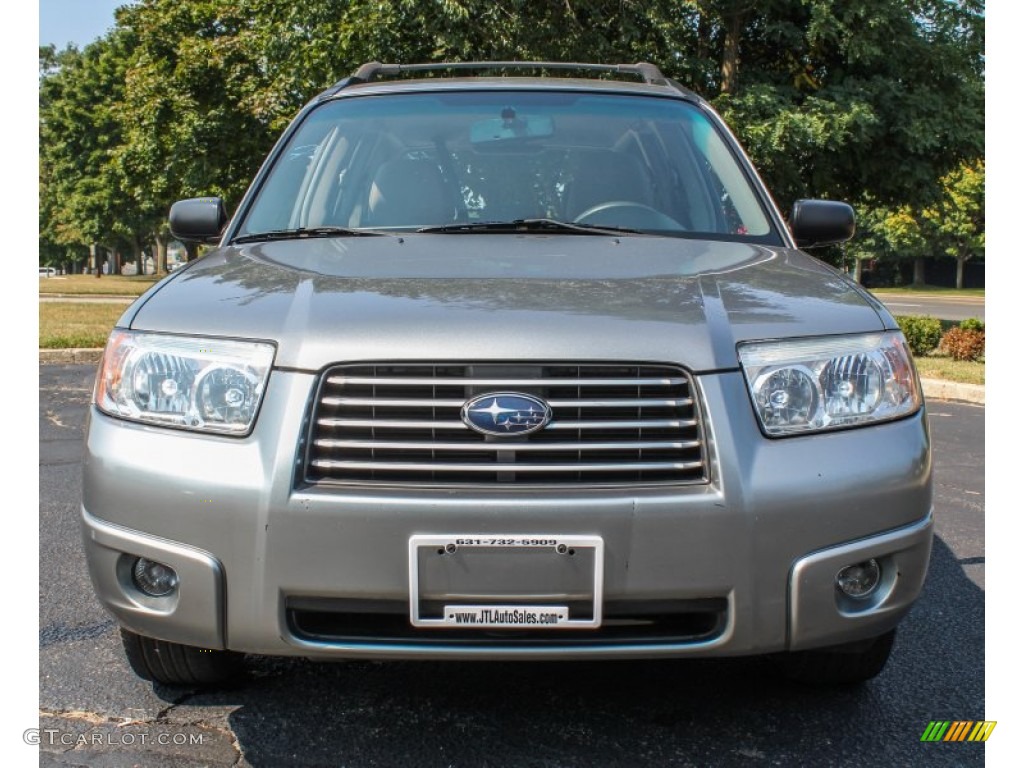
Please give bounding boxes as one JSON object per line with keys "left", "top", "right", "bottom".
{"left": 304, "top": 363, "right": 707, "bottom": 486}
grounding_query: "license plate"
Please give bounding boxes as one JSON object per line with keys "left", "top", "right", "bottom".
{"left": 408, "top": 534, "right": 604, "bottom": 629}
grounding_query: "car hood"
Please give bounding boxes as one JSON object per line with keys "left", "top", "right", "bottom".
{"left": 127, "top": 235, "right": 890, "bottom": 372}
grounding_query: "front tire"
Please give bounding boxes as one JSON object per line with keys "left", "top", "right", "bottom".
{"left": 120, "top": 628, "right": 243, "bottom": 687}
{"left": 774, "top": 629, "right": 896, "bottom": 685}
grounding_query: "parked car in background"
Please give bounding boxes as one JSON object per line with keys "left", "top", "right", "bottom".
{"left": 82, "top": 62, "right": 932, "bottom": 688}
{"left": 39, "top": 267, "right": 57, "bottom": 278}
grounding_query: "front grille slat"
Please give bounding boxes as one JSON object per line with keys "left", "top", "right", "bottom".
{"left": 305, "top": 363, "right": 708, "bottom": 487}
{"left": 311, "top": 459, "right": 704, "bottom": 473}
{"left": 323, "top": 396, "right": 693, "bottom": 409}
{"left": 328, "top": 376, "right": 688, "bottom": 387}
{"left": 316, "top": 418, "right": 698, "bottom": 430}
{"left": 315, "top": 439, "right": 701, "bottom": 452}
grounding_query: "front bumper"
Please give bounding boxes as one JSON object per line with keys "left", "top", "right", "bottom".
{"left": 81, "top": 369, "right": 933, "bottom": 659}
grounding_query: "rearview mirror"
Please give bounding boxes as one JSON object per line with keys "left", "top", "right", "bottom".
{"left": 169, "top": 197, "right": 228, "bottom": 243}
{"left": 470, "top": 109, "right": 554, "bottom": 145}
{"left": 790, "top": 200, "right": 856, "bottom": 248}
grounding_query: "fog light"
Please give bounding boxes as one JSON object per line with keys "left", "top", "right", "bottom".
{"left": 132, "top": 557, "right": 179, "bottom": 597}
{"left": 835, "top": 559, "right": 881, "bottom": 599}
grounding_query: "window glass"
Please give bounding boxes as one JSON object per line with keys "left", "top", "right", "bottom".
{"left": 240, "top": 91, "right": 778, "bottom": 242}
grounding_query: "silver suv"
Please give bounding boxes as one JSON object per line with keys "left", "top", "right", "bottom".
{"left": 82, "top": 62, "right": 932, "bottom": 687}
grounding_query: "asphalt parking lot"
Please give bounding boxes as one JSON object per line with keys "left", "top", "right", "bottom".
{"left": 38, "top": 364, "right": 985, "bottom": 767}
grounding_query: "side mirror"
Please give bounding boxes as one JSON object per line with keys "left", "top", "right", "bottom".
{"left": 169, "top": 198, "right": 228, "bottom": 243}
{"left": 790, "top": 200, "right": 856, "bottom": 248}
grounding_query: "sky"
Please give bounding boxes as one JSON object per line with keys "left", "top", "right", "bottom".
{"left": 39, "top": 0, "right": 127, "bottom": 49}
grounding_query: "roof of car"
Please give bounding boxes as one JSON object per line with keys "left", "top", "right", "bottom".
{"left": 353, "top": 61, "right": 668, "bottom": 83}
{"left": 315, "top": 61, "right": 703, "bottom": 104}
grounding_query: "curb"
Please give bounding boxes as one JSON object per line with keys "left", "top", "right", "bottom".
{"left": 39, "top": 348, "right": 104, "bottom": 365}
{"left": 920, "top": 377, "right": 984, "bottom": 406}
{"left": 38, "top": 350, "right": 987, "bottom": 405}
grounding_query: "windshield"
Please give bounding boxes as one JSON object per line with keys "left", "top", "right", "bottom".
{"left": 238, "top": 90, "right": 780, "bottom": 242}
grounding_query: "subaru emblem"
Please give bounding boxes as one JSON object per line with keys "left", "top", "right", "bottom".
{"left": 461, "top": 393, "right": 552, "bottom": 436}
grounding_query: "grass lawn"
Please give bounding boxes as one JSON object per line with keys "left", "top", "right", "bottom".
{"left": 869, "top": 285, "right": 985, "bottom": 298}
{"left": 914, "top": 355, "right": 985, "bottom": 386}
{"left": 39, "top": 302, "right": 125, "bottom": 349}
{"left": 39, "top": 274, "right": 159, "bottom": 297}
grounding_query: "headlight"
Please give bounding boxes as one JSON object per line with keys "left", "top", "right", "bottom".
{"left": 95, "top": 330, "right": 275, "bottom": 435}
{"left": 738, "top": 331, "right": 921, "bottom": 436}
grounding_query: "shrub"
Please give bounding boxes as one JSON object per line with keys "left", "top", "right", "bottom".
{"left": 895, "top": 315, "right": 943, "bottom": 356}
{"left": 939, "top": 327, "right": 985, "bottom": 362}
{"left": 959, "top": 317, "right": 985, "bottom": 333}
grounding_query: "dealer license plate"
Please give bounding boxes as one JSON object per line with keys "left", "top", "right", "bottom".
{"left": 441, "top": 605, "right": 570, "bottom": 628}
{"left": 408, "top": 535, "right": 604, "bottom": 629}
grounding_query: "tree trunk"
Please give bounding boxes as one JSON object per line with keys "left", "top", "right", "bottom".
{"left": 697, "top": 10, "right": 709, "bottom": 63}
{"left": 154, "top": 232, "right": 168, "bottom": 275}
{"left": 720, "top": 10, "right": 743, "bottom": 94}
{"left": 132, "top": 239, "right": 144, "bottom": 277}
{"left": 956, "top": 255, "right": 966, "bottom": 290}
{"left": 912, "top": 257, "right": 926, "bottom": 286}
{"left": 852, "top": 257, "right": 863, "bottom": 284}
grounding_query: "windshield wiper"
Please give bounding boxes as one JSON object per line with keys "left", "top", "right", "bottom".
{"left": 232, "top": 226, "right": 390, "bottom": 244}
{"left": 417, "top": 218, "right": 643, "bottom": 236}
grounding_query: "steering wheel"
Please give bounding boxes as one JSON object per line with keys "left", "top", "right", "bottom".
{"left": 572, "top": 201, "right": 685, "bottom": 230}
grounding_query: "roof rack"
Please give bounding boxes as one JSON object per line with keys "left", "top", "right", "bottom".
{"left": 349, "top": 61, "right": 669, "bottom": 86}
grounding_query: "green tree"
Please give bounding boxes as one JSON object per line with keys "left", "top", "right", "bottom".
{"left": 923, "top": 160, "right": 984, "bottom": 289}
{"left": 847, "top": 203, "right": 931, "bottom": 285}
{"left": 850, "top": 160, "right": 985, "bottom": 289}
{"left": 110, "top": 1, "right": 275, "bottom": 264}
{"left": 39, "top": 31, "right": 159, "bottom": 276}
{"left": 713, "top": 0, "right": 984, "bottom": 214}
